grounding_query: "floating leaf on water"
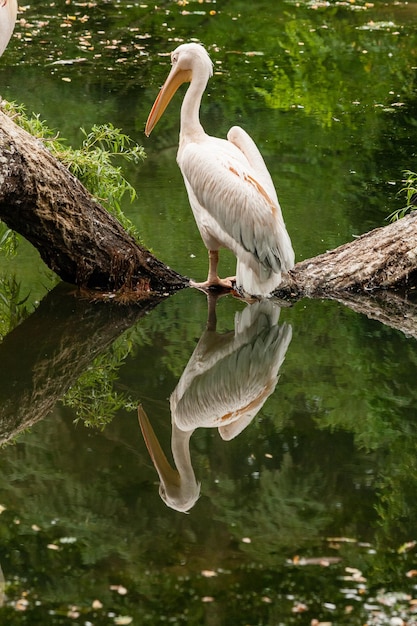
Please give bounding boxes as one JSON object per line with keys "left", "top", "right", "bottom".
{"left": 114, "top": 617, "right": 133, "bottom": 625}
{"left": 15, "top": 598, "right": 29, "bottom": 611}
{"left": 201, "top": 570, "right": 217, "bottom": 578}
{"left": 291, "top": 602, "right": 308, "bottom": 613}
{"left": 67, "top": 606, "right": 80, "bottom": 619}
{"left": 376, "top": 591, "right": 411, "bottom": 607}
{"left": 92, "top": 599, "right": 103, "bottom": 609}
{"left": 0, "top": 505, "right": 6, "bottom": 515}
{"left": 291, "top": 556, "right": 342, "bottom": 567}
{"left": 110, "top": 585, "right": 128, "bottom": 595}
{"left": 398, "top": 540, "right": 416, "bottom": 554}
{"left": 345, "top": 567, "right": 363, "bottom": 578}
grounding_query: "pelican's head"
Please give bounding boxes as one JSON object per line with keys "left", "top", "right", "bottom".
{"left": 138, "top": 405, "right": 200, "bottom": 513}
{"left": 145, "top": 42, "right": 213, "bottom": 137}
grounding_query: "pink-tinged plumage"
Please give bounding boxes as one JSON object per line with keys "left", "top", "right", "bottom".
{"left": 0, "top": 0, "right": 17, "bottom": 57}
{"left": 139, "top": 299, "right": 292, "bottom": 512}
{"left": 145, "top": 42, "right": 295, "bottom": 297}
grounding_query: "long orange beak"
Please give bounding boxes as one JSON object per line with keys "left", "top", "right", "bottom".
{"left": 145, "top": 65, "right": 191, "bottom": 137}
{"left": 138, "top": 405, "right": 180, "bottom": 487}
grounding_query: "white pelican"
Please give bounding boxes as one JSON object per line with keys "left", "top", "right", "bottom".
{"left": 139, "top": 298, "right": 292, "bottom": 512}
{"left": 0, "top": 0, "right": 17, "bottom": 58}
{"left": 145, "top": 43, "right": 295, "bottom": 298}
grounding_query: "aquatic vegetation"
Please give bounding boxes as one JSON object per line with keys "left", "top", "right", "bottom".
{"left": 388, "top": 170, "right": 417, "bottom": 222}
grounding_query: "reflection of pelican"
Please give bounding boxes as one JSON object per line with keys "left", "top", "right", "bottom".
{"left": 145, "top": 43, "right": 294, "bottom": 297}
{"left": 0, "top": 0, "right": 17, "bottom": 57}
{"left": 139, "top": 298, "right": 292, "bottom": 512}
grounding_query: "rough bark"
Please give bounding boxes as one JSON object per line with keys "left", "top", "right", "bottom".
{"left": 275, "top": 210, "right": 417, "bottom": 299}
{"left": 0, "top": 108, "right": 186, "bottom": 294}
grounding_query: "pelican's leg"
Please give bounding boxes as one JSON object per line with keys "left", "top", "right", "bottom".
{"left": 206, "top": 292, "right": 219, "bottom": 331}
{"left": 190, "top": 250, "right": 236, "bottom": 291}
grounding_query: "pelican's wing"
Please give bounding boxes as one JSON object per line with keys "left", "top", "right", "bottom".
{"left": 171, "top": 302, "right": 292, "bottom": 434}
{"left": 227, "top": 126, "right": 279, "bottom": 205}
{"left": 179, "top": 137, "right": 294, "bottom": 272}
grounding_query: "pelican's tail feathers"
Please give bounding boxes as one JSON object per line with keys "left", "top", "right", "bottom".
{"left": 236, "top": 259, "right": 282, "bottom": 298}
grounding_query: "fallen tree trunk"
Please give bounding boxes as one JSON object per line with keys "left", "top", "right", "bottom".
{"left": 0, "top": 107, "right": 186, "bottom": 294}
{"left": 1, "top": 105, "right": 417, "bottom": 301}
{"left": 275, "top": 210, "right": 417, "bottom": 299}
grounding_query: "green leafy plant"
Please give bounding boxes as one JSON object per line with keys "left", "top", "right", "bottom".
{"left": 388, "top": 170, "right": 417, "bottom": 222}
{"left": 57, "top": 123, "right": 145, "bottom": 238}
{"left": 0, "top": 225, "right": 18, "bottom": 258}
{"left": 0, "top": 101, "right": 145, "bottom": 246}
{"left": 0, "top": 275, "right": 31, "bottom": 340}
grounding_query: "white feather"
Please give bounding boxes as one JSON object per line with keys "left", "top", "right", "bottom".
{"left": 146, "top": 43, "right": 295, "bottom": 297}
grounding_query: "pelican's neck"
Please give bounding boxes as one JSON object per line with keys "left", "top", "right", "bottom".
{"left": 179, "top": 70, "right": 209, "bottom": 144}
{"left": 171, "top": 423, "right": 195, "bottom": 479}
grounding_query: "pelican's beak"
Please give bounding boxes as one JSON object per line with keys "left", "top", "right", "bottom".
{"left": 138, "top": 405, "right": 180, "bottom": 487}
{"left": 145, "top": 65, "right": 192, "bottom": 137}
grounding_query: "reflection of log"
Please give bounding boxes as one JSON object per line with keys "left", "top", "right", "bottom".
{"left": 277, "top": 211, "right": 417, "bottom": 298}
{"left": 332, "top": 292, "right": 417, "bottom": 341}
{"left": 272, "top": 211, "right": 417, "bottom": 338}
{"left": 0, "top": 108, "right": 186, "bottom": 293}
{"left": 0, "top": 283, "right": 164, "bottom": 445}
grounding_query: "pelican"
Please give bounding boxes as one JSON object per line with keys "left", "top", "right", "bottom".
{"left": 0, "top": 0, "right": 17, "bottom": 58}
{"left": 139, "top": 298, "right": 292, "bottom": 512}
{"left": 145, "top": 43, "right": 295, "bottom": 298}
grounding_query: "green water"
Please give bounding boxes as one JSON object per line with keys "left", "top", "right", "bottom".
{"left": 1, "top": 0, "right": 417, "bottom": 624}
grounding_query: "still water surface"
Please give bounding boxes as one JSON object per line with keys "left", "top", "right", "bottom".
{"left": 1, "top": 0, "right": 417, "bottom": 624}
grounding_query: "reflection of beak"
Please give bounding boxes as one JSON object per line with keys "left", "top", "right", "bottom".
{"left": 138, "top": 405, "right": 180, "bottom": 488}
{"left": 145, "top": 66, "right": 192, "bottom": 136}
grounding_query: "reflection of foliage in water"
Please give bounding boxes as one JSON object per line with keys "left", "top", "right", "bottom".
{"left": 63, "top": 323, "right": 149, "bottom": 428}
{"left": 0, "top": 292, "right": 417, "bottom": 622}
{"left": 213, "top": 453, "right": 331, "bottom": 561}
{"left": 0, "top": 275, "right": 31, "bottom": 340}
{"left": 256, "top": 13, "right": 414, "bottom": 127}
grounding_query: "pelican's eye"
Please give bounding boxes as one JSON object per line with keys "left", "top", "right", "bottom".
{"left": 171, "top": 53, "right": 178, "bottom": 65}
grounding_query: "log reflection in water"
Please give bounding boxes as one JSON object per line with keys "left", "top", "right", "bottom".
{"left": 0, "top": 283, "right": 165, "bottom": 444}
